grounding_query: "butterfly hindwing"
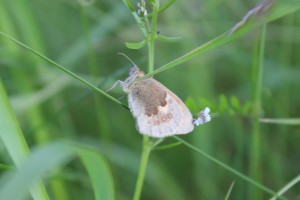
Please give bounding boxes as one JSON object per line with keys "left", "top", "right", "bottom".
{"left": 128, "top": 78, "right": 194, "bottom": 138}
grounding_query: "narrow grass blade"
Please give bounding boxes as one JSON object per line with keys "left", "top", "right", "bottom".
{"left": 224, "top": 181, "right": 235, "bottom": 200}
{"left": 173, "top": 136, "right": 287, "bottom": 200}
{"left": 153, "top": 142, "right": 181, "bottom": 151}
{"left": 140, "top": 1, "right": 300, "bottom": 79}
{"left": 270, "top": 174, "right": 300, "bottom": 200}
{"left": 0, "top": 31, "right": 126, "bottom": 109}
{"left": 259, "top": 118, "right": 300, "bottom": 125}
{"left": 0, "top": 79, "right": 49, "bottom": 200}
{"left": 248, "top": 23, "right": 267, "bottom": 200}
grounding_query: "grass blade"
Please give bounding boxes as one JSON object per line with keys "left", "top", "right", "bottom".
{"left": 173, "top": 136, "right": 287, "bottom": 200}
{"left": 248, "top": 23, "right": 267, "bottom": 200}
{"left": 0, "top": 31, "right": 126, "bottom": 109}
{"left": 153, "top": 142, "right": 181, "bottom": 151}
{"left": 79, "top": 149, "right": 115, "bottom": 200}
{"left": 0, "top": 79, "right": 49, "bottom": 200}
{"left": 224, "top": 181, "right": 235, "bottom": 200}
{"left": 270, "top": 174, "right": 300, "bottom": 200}
{"left": 0, "top": 141, "right": 115, "bottom": 200}
{"left": 259, "top": 118, "right": 300, "bottom": 125}
{"left": 141, "top": 1, "right": 300, "bottom": 79}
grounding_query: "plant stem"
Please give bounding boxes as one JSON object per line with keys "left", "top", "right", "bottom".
{"left": 248, "top": 24, "right": 267, "bottom": 200}
{"left": 133, "top": 136, "right": 151, "bottom": 200}
{"left": 133, "top": 1, "right": 160, "bottom": 199}
{"left": 147, "top": 0, "right": 159, "bottom": 73}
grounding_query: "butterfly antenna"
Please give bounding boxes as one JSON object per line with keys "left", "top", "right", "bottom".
{"left": 105, "top": 80, "right": 121, "bottom": 92}
{"left": 118, "top": 52, "right": 137, "bottom": 67}
{"left": 117, "top": 94, "right": 126, "bottom": 100}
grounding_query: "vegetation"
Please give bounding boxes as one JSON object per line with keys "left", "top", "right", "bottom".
{"left": 0, "top": 0, "right": 300, "bottom": 199}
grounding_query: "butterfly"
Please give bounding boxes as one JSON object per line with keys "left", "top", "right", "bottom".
{"left": 120, "top": 66, "right": 195, "bottom": 138}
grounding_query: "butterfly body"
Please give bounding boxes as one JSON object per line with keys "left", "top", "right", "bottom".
{"left": 121, "top": 67, "right": 194, "bottom": 138}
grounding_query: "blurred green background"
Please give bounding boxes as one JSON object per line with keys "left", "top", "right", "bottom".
{"left": 0, "top": 0, "right": 300, "bottom": 199}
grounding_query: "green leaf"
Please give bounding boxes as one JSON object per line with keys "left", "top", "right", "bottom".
{"left": 122, "top": 0, "right": 135, "bottom": 11}
{"left": 219, "top": 95, "right": 229, "bottom": 113}
{"left": 0, "top": 164, "right": 13, "bottom": 171}
{"left": 241, "top": 101, "right": 252, "bottom": 115}
{"left": 147, "top": 0, "right": 176, "bottom": 16}
{"left": 230, "top": 96, "right": 241, "bottom": 112}
{"left": 158, "top": 0, "right": 175, "bottom": 14}
{"left": 156, "top": 35, "right": 181, "bottom": 42}
{"left": 125, "top": 40, "right": 146, "bottom": 49}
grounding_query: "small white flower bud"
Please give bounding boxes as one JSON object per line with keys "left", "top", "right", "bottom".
{"left": 193, "top": 107, "right": 211, "bottom": 126}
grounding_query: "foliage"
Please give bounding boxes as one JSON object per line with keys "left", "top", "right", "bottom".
{"left": 0, "top": 0, "right": 300, "bottom": 199}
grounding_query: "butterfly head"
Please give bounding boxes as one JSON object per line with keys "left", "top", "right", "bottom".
{"left": 120, "top": 66, "right": 144, "bottom": 93}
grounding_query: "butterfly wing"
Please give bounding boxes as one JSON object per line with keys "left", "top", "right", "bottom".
{"left": 128, "top": 78, "right": 194, "bottom": 138}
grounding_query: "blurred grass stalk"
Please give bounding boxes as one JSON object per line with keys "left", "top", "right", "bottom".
{"left": 0, "top": 0, "right": 70, "bottom": 199}
{"left": 259, "top": 118, "right": 300, "bottom": 125}
{"left": 0, "top": 79, "right": 49, "bottom": 200}
{"left": 248, "top": 24, "right": 267, "bottom": 199}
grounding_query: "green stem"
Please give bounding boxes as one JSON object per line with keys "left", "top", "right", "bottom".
{"left": 133, "top": 1, "right": 160, "bottom": 199}
{"left": 252, "top": 25, "right": 266, "bottom": 114}
{"left": 147, "top": 0, "right": 159, "bottom": 73}
{"left": 133, "top": 136, "right": 151, "bottom": 200}
{"left": 147, "top": 36, "right": 155, "bottom": 73}
{"left": 248, "top": 24, "right": 267, "bottom": 200}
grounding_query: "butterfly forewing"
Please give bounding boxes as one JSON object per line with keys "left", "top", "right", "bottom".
{"left": 128, "top": 78, "right": 194, "bottom": 138}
